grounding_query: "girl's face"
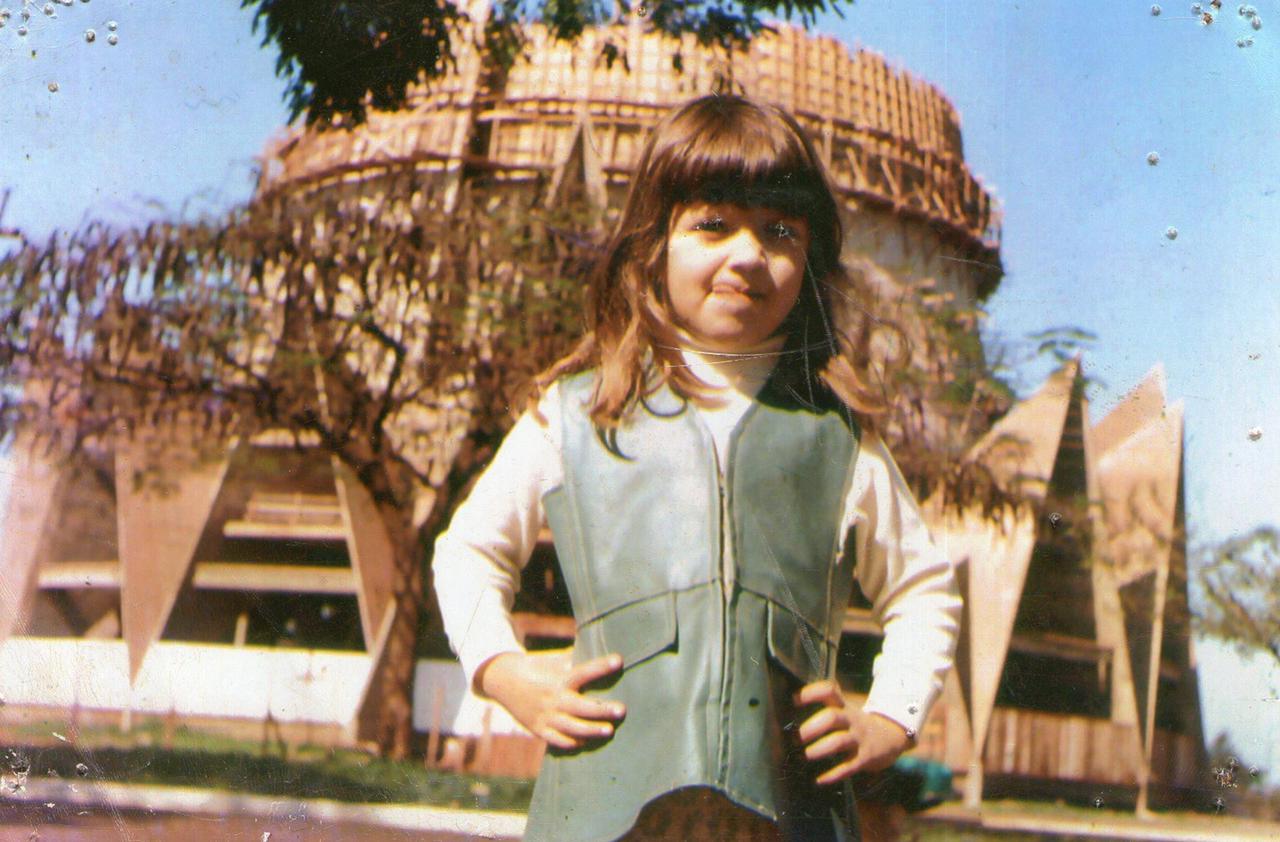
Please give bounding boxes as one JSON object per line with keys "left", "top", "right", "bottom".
{"left": 665, "top": 201, "right": 811, "bottom": 353}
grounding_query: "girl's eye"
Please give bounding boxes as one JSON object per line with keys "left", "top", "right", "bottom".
{"left": 693, "top": 216, "right": 725, "bottom": 233}
{"left": 767, "top": 221, "right": 799, "bottom": 241}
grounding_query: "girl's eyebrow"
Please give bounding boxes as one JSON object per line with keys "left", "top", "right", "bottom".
{"left": 677, "top": 202, "right": 808, "bottom": 229}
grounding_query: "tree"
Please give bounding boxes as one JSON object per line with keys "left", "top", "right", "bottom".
{"left": 1198, "top": 525, "right": 1280, "bottom": 667}
{"left": 1, "top": 176, "right": 591, "bottom": 758}
{"left": 241, "top": 0, "right": 854, "bottom": 125}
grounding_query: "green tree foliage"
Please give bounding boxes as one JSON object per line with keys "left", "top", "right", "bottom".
{"left": 240, "top": 0, "right": 853, "bottom": 125}
{"left": 241, "top": 0, "right": 463, "bottom": 127}
{"left": 1198, "top": 526, "right": 1280, "bottom": 666}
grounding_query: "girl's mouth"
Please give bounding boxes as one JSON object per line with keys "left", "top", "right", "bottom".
{"left": 710, "top": 282, "right": 758, "bottom": 299}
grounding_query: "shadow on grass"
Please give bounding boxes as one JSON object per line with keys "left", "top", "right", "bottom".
{"left": 5, "top": 740, "right": 535, "bottom": 812}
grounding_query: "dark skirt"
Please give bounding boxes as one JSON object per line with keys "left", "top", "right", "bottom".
{"left": 617, "top": 784, "right": 859, "bottom": 842}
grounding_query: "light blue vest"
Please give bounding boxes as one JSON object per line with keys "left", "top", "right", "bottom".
{"left": 525, "top": 371, "right": 862, "bottom": 842}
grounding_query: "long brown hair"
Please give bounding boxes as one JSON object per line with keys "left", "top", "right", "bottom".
{"left": 537, "top": 93, "right": 896, "bottom": 429}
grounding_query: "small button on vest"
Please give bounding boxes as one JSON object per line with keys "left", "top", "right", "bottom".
{"left": 524, "top": 371, "right": 862, "bottom": 842}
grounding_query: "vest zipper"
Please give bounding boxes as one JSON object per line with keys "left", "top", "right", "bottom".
{"left": 714, "top": 455, "right": 734, "bottom": 784}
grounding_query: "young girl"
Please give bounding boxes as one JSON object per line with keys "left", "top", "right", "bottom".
{"left": 433, "top": 94, "right": 960, "bottom": 841}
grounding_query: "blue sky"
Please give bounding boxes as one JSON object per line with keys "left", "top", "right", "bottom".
{"left": 2, "top": 1, "right": 1277, "bottom": 782}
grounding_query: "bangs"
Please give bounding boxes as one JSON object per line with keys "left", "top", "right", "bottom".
{"left": 535, "top": 93, "right": 892, "bottom": 433}
{"left": 654, "top": 102, "right": 829, "bottom": 220}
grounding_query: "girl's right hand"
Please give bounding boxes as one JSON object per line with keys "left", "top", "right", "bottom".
{"left": 477, "top": 650, "right": 627, "bottom": 750}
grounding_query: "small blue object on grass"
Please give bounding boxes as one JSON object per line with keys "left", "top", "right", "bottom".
{"left": 852, "top": 756, "right": 954, "bottom": 812}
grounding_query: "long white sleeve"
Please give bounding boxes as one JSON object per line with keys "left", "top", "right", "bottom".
{"left": 432, "top": 387, "right": 564, "bottom": 691}
{"left": 849, "top": 433, "right": 961, "bottom": 736}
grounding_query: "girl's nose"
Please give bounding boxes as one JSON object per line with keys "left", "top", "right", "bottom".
{"left": 725, "top": 226, "right": 767, "bottom": 269}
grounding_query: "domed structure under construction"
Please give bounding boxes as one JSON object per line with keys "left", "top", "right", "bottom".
{"left": 259, "top": 20, "right": 1003, "bottom": 305}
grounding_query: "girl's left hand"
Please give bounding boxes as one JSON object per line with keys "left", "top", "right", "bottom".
{"left": 793, "top": 680, "right": 912, "bottom": 785}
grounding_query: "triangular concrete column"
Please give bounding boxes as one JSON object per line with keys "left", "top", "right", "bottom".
{"left": 332, "top": 457, "right": 398, "bottom": 653}
{"left": 0, "top": 432, "right": 67, "bottom": 644}
{"left": 925, "top": 360, "right": 1086, "bottom": 807}
{"left": 1090, "top": 365, "right": 1189, "bottom": 811}
{"left": 115, "top": 431, "right": 234, "bottom": 679}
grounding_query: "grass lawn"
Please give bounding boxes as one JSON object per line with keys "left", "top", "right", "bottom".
{"left": 2, "top": 719, "right": 534, "bottom": 812}
{"left": 5, "top": 720, "right": 1277, "bottom": 841}
{"left": 907, "top": 827, "right": 1062, "bottom": 842}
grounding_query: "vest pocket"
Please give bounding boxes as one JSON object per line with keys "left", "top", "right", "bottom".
{"left": 576, "top": 591, "right": 678, "bottom": 670}
{"left": 766, "top": 601, "right": 830, "bottom": 684}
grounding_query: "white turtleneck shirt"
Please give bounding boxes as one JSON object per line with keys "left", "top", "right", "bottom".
{"left": 432, "top": 342, "right": 961, "bottom": 737}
